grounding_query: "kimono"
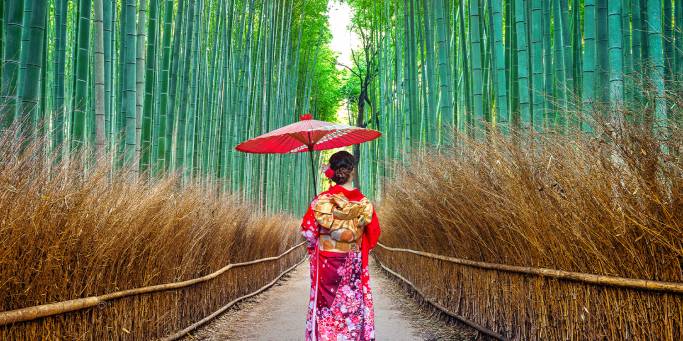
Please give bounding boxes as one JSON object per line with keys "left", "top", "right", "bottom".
{"left": 301, "top": 184, "right": 381, "bottom": 341}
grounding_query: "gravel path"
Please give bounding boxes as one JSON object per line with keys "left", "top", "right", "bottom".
{"left": 182, "top": 259, "right": 475, "bottom": 340}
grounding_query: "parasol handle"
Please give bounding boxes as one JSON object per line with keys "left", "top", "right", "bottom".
{"left": 308, "top": 146, "right": 317, "bottom": 199}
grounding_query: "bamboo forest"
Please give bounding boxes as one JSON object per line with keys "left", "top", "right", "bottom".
{"left": 1, "top": 0, "right": 681, "bottom": 340}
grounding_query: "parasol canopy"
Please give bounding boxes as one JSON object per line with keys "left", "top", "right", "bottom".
{"left": 235, "top": 114, "right": 381, "bottom": 196}
{"left": 235, "top": 114, "right": 381, "bottom": 154}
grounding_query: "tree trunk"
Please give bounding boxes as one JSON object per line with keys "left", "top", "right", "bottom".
{"left": 353, "top": 88, "right": 368, "bottom": 189}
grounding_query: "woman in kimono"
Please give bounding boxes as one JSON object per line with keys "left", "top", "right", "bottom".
{"left": 300, "top": 151, "right": 381, "bottom": 341}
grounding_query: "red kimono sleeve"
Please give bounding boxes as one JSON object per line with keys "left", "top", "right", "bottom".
{"left": 300, "top": 199, "right": 319, "bottom": 254}
{"left": 361, "top": 209, "right": 381, "bottom": 270}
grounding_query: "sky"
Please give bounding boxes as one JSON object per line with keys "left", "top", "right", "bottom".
{"left": 319, "top": 2, "right": 359, "bottom": 170}
{"left": 327, "top": 1, "right": 359, "bottom": 69}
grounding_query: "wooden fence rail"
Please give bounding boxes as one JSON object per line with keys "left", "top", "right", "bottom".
{"left": 162, "top": 256, "right": 306, "bottom": 340}
{"left": 376, "top": 242, "right": 683, "bottom": 340}
{"left": 377, "top": 243, "right": 683, "bottom": 293}
{"left": 375, "top": 258, "right": 508, "bottom": 340}
{"left": 0, "top": 241, "right": 306, "bottom": 327}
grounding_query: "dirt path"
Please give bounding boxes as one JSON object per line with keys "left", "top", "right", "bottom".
{"left": 183, "top": 259, "right": 474, "bottom": 340}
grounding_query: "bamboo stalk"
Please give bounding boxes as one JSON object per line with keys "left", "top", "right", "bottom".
{"left": 0, "top": 0, "right": 23, "bottom": 128}
{"left": 70, "top": 0, "right": 92, "bottom": 150}
{"left": 94, "top": 0, "right": 106, "bottom": 152}
{"left": 377, "top": 243, "right": 683, "bottom": 293}
{"left": 0, "top": 242, "right": 305, "bottom": 326}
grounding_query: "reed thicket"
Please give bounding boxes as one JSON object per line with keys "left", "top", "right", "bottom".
{"left": 376, "top": 99, "right": 682, "bottom": 339}
{"left": 0, "top": 129, "right": 303, "bottom": 339}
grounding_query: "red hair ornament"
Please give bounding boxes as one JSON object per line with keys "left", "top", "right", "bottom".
{"left": 324, "top": 165, "right": 335, "bottom": 179}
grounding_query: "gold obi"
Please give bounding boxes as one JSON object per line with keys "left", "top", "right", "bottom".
{"left": 313, "top": 193, "right": 373, "bottom": 252}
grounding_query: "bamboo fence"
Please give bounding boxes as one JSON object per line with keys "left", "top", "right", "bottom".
{"left": 0, "top": 242, "right": 306, "bottom": 340}
{"left": 375, "top": 243, "right": 683, "bottom": 340}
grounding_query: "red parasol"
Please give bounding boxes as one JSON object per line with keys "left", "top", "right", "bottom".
{"left": 235, "top": 114, "right": 381, "bottom": 195}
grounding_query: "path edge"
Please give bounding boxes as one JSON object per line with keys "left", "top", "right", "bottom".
{"left": 161, "top": 256, "right": 307, "bottom": 341}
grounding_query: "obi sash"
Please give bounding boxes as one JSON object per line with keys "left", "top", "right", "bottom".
{"left": 312, "top": 192, "right": 373, "bottom": 253}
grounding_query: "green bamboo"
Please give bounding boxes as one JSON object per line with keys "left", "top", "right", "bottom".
{"left": 676, "top": 0, "right": 683, "bottom": 82}
{"left": 2, "top": 0, "right": 680, "bottom": 215}
{"left": 433, "top": 0, "right": 453, "bottom": 140}
{"left": 38, "top": 12, "right": 47, "bottom": 135}
{"left": 560, "top": 0, "right": 574, "bottom": 97}
{"left": 640, "top": 0, "right": 650, "bottom": 62}
{"left": 94, "top": 0, "right": 106, "bottom": 152}
{"left": 234, "top": 0, "right": 256, "bottom": 196}
{"left": 553, "top": 0, "right": 568, "bottom": 129}
{"left": 405, "top": 0, "right": 419, "bottom": 143}
{"left": 185, "top": 0, "right": 202, "bottom": 179}
{"left": 542, "top": 0, "right": 554, "bottom": 126}
{"left": 0, "top": 0, "right": 333, "bottom": 213}
{"left": 70, "top": 0, "right": 92, "bottom": 150}
{"left": 38, "top": 13, "right": 47, "bottom": 134}
{"left": 116, "top": 0, "right": 127, "bottom": 162}
{"left": 104, "top": 0, "right": 114, "bottom": 146}
{"left": 621, "top": 0, "right": 632, "bottom": 102}
{"left": 0, "top": 1, "right": 3, "bottom": 81}
{"left": 175, "top": 0, "right": 196, "bottom": 172}
{"left": 220, "top": 0, "right": 238, "bottom": 181}
{"left": 514, "top": 0, "right": 531, "bottom": 131}
{"left": 632, "top": 0, "right": 643, "bottom": 77}
{"left": 17, "top": 0, "right": 32, "bottom": 124}
{"left": 141, "top": 0, "right": 159, "bottom": 173}
{"left": 573, "top": 0, "right": 583, "bottom": 98}
{"left": 530, "top": 0, "right": 544, "bottom": 131}
{"left": 135, "top": 0, "right": 148, "bottom": 170}
{"left": 458, "top": 0, "right": 471, "bottom": 132}
{"left": 596, "top": 0, "right": 609, "bottom": 102}
{"left": 1, "top": 1, "right": 23, "bottom": 129}
{"left": 17, "top": 0, "right": 47, "bottom": 134}
{"left": 191, "top": 0, "right": 204, "bottom": 176}
{"left": 675, "top": 0, "right": 682, "bottom": 124}
{"left": 421, "top": 0, "right": 436, "bottom": 143}
{"left": 469, "top": 0, "right": 485, "bottom": 135}
{"left": 204, "top": 0, "right": 224, "bottom": 176}
{"left": 647, "top": 0, "right": 667, "bottom": 127}
{"left": 583, "top": 0, "right": 597, "bottom": 131}
{"left": 122, "top": 0, "right": 138, "bottom": 164}
{"left": 507, "top": 0, "right": 520, "bottom": 124}
{"left": 156, "top": 0, "right": 181, "bottom": 173}
{"left": 664, "top": 0, "right": 673, "bottom": 80}
{"left": 491, "top": 0, "right": 508, "bottom": 133}
{"left": 608, "top": 0, "right": 624, "bottom": 111}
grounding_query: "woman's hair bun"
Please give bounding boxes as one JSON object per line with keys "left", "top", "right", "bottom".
{"left": 328, "top": 151, "right": 355, "bottom": 185}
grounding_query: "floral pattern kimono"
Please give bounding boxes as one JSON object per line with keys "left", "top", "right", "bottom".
{"left": 301, "top": 185, "right": 381, "bottom": 341}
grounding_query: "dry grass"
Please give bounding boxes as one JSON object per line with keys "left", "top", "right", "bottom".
{"left": 376, "top": 101, "right": 682, "bottom": 339}
{"left": 0, "top": 130, "right": 303, "bottom": 339}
